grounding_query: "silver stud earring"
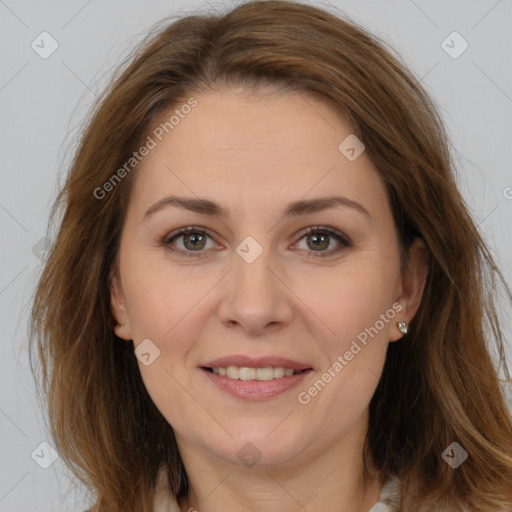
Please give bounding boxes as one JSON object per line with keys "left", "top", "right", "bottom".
{"left": 398, "top": 321, "right": 408, "bottom": 334}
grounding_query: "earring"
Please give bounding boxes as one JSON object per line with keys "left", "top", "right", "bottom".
{"left": 398, "top": 321, "right": 408, "bottom": 334}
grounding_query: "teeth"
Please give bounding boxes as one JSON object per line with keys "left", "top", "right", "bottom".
{"left": 226, "top": 366, "right": 239, "bottom": 379}
{"left": 211, "top": 365, "right": 301, "bottom": 381}
{"left": 273, "top": 367, "right": 285, "bottom": 378}
{"left": 256, "top": 367, "right": 274, "bottom": 381}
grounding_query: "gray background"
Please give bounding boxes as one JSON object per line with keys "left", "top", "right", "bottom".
{"left": 1, "top": 0, "right": 511, "bottom": 510}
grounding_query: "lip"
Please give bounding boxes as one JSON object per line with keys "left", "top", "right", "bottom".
{"left": 199, "top": 355, "right": 314, "bottom": 401}
{"left": 201, "top": 355, "right": 313, "bottom": 371}
{"left": 201, "top": 367, "right": 313, "bottom": 400}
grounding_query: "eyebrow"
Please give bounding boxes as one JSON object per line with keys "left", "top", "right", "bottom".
{"left": 144, "top": 194, "right": 371, "bottom": 220}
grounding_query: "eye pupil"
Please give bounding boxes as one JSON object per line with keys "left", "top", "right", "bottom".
{"left": 308, "top": 233, "right": 329, "bottom": 251}
{"left": 184, "top": 233, "right": 206, "bottom": 250}
{"left": 165, "top": 226, "right": 348, "bottom": 259}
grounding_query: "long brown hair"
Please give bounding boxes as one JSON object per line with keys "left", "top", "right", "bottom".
{"left": 28, "top": 1, "right": 512, "bottom": 511}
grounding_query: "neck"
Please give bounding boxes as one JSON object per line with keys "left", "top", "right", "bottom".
{"left": 175, "top": 418, "right": 385, "bottom": 512}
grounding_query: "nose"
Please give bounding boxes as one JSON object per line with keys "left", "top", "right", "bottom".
{"left": 216, "top": 242, "right": 294, "bottom": 336}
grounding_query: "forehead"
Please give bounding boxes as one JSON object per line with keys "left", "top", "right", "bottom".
{"left": 127, "top": 87, "right": 388, "bottom": 219}
{"left": 165, "top": 86, "right": 351, "bottom": 151}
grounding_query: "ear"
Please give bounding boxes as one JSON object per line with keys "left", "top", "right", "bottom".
{"left": 110, "top": 272, "right": 132, "bottom": 340}
{"left": 390, "top": 237, "right": 430, "bottom": 342}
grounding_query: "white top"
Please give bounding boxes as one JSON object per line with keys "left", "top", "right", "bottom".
{"left": 152, "top": 469, "right": 402, "bottom": 512}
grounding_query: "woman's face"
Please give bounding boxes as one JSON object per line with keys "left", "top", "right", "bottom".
{"left": 111, "top": 86, "right": 427, "bottom": 468}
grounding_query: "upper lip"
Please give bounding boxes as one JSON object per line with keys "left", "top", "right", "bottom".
{"left": 201, "top": 355, "right": 313, "bottom": 371}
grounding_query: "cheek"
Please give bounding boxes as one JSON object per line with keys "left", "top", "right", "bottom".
{"left": 301, "top": 277, "right": 393, "bottom": 434}
{"left": 300, "top": 260, "right": 398, "bottom": 352}
{"left": 295, "top": 254, "right": 398, "bottom": 417}
{"left": 127, "top": 275, "right": 203, "bottom": 430}
{"left": 121, "top": 250, "right": 205, "bottom": 341}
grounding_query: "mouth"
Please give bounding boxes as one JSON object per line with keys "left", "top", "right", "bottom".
{"left": 199, "top": 356, "right": 314, "bottom": 400}
{"left": 202, "top": 365, "right": 310, "bottom": 380}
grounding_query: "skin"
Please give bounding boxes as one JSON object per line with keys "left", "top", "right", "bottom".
{"left": 110, "top": 85, "right": 429, "bottom": 512}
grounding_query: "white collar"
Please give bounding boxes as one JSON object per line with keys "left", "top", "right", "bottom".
{"left": 153, "top": 468, "right": 401, "bottom": 512}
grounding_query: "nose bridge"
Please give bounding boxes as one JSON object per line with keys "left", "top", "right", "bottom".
{"left": 217, "top": 232, "right": 293, "bottom": 332}
{"left": 232, "top": 234, "right": 277, "bottom": 301}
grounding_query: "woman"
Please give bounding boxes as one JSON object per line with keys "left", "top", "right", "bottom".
{"left": 29, "top": 1, "right": 512, "bottom": 511}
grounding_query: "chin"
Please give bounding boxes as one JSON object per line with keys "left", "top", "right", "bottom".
{"left": 209, "top": 428, "right": 309, "bottom": 468}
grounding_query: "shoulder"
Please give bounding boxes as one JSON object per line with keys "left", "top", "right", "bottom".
{"left": 82, "top": 471, "right": 181, "bottom": 512}
{"left": 153, "top": 466, "right": 181, "bottom": 512}
{"left": 370, "top": 475, "right": 401, "bottom": 511}
{"left": 370, "top": 476, "right": 479, "bottom": 512}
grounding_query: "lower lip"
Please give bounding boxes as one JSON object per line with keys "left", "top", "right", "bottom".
{"left": 201, "top": 368, "right": 312, "bottom": 400}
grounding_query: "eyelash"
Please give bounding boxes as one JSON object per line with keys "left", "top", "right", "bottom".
{"left": 161, "top": 225, "right": 351, "bottom": 259}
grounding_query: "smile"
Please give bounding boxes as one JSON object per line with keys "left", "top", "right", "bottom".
{"left": 199, "top": 355, "right": 314, "bottom": 400}
{"left": 204, "top": 365, "right": 307, "bottom": 381}
{"left": 201, "top": 366, "right": 313, "bottom": 400}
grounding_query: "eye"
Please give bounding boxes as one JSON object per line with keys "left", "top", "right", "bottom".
{"left": 293, "top": 226, "right": 351, "bottom": 258}
{"left": 162, "top": 226, "right": 217, "bottom": 258}
{"left": 161, "top": 225, "right": 351, "bottom": 259}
